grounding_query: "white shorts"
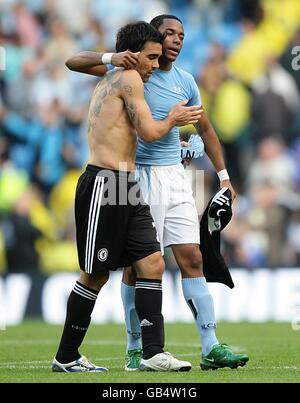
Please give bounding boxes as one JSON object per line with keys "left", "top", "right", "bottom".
{"left": 136, "top": 163, "right": 200, "bottom": 252}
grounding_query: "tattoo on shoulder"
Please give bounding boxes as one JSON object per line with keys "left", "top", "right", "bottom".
{"left": 88, "top": 71, "right": 122, "bottom": 132}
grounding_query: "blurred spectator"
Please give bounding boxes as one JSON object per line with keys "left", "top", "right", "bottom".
{"left": 199, "top": 42, "right": 227, "bottom": 100}
{"left": 1, "top": 187, "right": 42, "bottom": 272}
{"left": 47, "top": 0, "right": 90, "bottom": 35}
{"left": 13, "top": 2, "right": 42, "bottom": 48}
{"left": 253, "top": 57, "right": 300, "bottom": 115}
{"left": 6, "top": 60, "right": 37, "bottom": 118}
{"left": 31, "top": 64, "right": 73, "bottom": 108}
{"left": 44, "top": 18, "right": 78, "bottom": 69}
{"left": 247, "top": 183, "right": 287, "bottom": 267}
{"left": 252, "top": 56, "right": 300, "bottom": 143}
{"left": 251, "top": 88, "right": 290, "bottom": 143}
{"left": 79, "top": 18, "right": 106, "bottom": 51}
{"left": 248, "top": 137, "right": 297, "bottom": 196}
{"left": 223, "top": 183, "right": 287, "bottom": 268}
{"left": 1, "top": 33, "right": 33, "bottom": 85}
{"left": 199, "top": 43, "right": 251, "bottom": 189}
{"left": 1, "top": 100, "right": 70, "bottom": 194}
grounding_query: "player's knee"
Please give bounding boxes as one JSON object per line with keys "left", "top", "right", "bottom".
{"left": 191, "top": 248, "right": 203, "bottom": 268}
{"left": 134, "top": 252, "right": 165, "bottom": 279}
{"left": 146, "top": 254, "right": 165, "bottom": 278}
{"left": 181, "top": 248, "right": 203, "bottom": 276}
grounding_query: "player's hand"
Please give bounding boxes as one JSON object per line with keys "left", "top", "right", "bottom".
{"left": 111, "top": 51, "right": 140, "bottom": 69}
{"left": 169, "top": 100, "right": 203, "bottom": 127}
{"left": 220, "top": 180, "right": 236, "bottom": 201}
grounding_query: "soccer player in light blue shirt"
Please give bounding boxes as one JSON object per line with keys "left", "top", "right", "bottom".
{"left": 66, "top": 14, "right": 249, "bottom": 371}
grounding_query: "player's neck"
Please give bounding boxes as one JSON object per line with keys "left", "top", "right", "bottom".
{"left": 158, "top": 57, "right": 173, "bottom": 71}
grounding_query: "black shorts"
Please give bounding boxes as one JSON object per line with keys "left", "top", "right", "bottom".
{"left": 75, "top": 164, "right": 160, "bottom": 273}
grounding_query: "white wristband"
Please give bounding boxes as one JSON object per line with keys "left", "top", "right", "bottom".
{"left": 217, "top": 169, "right": 230, "bottom": 181}
{"left": 101, "top": 53, "right": 114, "bottom": 65}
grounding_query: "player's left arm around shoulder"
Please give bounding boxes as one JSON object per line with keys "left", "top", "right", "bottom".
{"left": 194, "top": 110, "right": 236, "bottom": 200}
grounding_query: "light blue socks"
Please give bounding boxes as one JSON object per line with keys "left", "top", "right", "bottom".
{"left": 121, "top": 278, "right": 219, "bottom": 355}
{"left": 121, "top": 282, "right": 141, "bottom": 352}
{"left": 182, "top": 277, "right": 219, "bottom": 355}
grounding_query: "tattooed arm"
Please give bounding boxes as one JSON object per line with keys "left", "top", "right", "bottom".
{"left": 121, "top": 70, "right": 203, "bottom": 143}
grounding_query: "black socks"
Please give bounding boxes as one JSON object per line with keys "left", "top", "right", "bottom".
{"left": 55, "top": 281, "right": 98, "bottom": 363}
{"left": 135, "top": 278, "right": 164, "bottom": 359}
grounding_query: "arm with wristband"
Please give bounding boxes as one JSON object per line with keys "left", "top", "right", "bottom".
{"left": 65, "top": 50, "right": 140, "bottom": 77}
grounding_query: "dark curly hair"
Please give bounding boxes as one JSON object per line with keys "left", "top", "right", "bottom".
{"left": 116, "top": 21, "right": 164, "bottom": 53}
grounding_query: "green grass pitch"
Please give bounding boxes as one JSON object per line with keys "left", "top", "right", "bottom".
{"left": 0, "top": 321, "right": 299, "bottom": 383}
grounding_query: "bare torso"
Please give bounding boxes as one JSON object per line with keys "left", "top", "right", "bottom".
{"left": 87, "top": 69, "right": 137, "bottom": 171}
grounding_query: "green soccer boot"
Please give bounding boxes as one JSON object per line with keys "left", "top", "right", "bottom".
{"left": 125, "top": 348, "right": 142, "bottom": 371}
{"left": 200, "top": 344, "right": 249, "bottom": 370}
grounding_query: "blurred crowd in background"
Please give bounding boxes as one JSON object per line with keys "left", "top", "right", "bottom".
{"left": 0, "top": 0, "right": 300, "bottom": 274}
